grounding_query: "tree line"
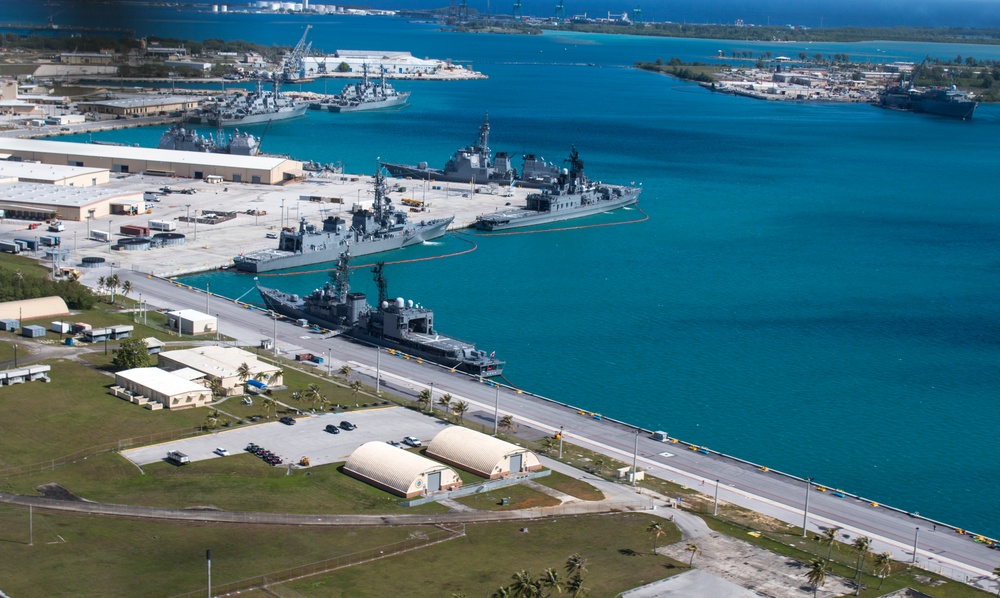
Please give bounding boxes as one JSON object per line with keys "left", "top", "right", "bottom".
{"left": 0, "top": 266, "right": 95, "bottom": 310}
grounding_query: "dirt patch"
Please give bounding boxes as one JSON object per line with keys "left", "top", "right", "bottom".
{"left": 660, "top": 532, "right": 856, "bottom": 598}
{"left": 35, "top": 483, "right": 88, "bottom": 502}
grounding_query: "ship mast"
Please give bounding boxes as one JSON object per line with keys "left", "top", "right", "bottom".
{"left": 477, "top": 112, "right": 491, "bottom": 166}
{"left": 333, "top": 252, "right": 351, "bottom": 303}
{"left": 372, "top": 262, "right": 388, "bottom": 308}
{"left": 372, "top": 163, "right": 389, "bottom": 224}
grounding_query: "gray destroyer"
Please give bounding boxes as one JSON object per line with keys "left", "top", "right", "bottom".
{"left": 380, "top": 114, "right": 517, "bottom": 186}
{"left": 158, "top": 124, "right": 260, "bottom": 156}
{"left": 475, "top": 148, "right": 641, "bottom": 231}
{"left": 197, "top": 77, "right": 308, "bottom": 127}
{"left": 313, "top": 64, "right": 410, "bottom": 113}
{"left": 256, "top": 256, "right": 504, "bottom": 378}
{"left": 233, "top": 168, "right": 453, "bottom": 273}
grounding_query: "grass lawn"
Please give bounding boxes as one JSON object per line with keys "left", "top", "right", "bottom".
{"left": 0, "top": 358, "right": 205, "bottom": 469}
{"left": 453, "top": 483, "right": 561, "bottom": 511}
{"left": 533, "top": 470, "right": 605, "bottom": 501}
{"left": 284, "top": 513, "right": 685, "bottom": 597}
{"left": 0, "top": 503, "right": 437, "bottom": 598}
{"left": 3, "top": 452, "right": 449, "bottom": 515}
{"left": 706, "top": 518, "right": 993, "bottom": 597}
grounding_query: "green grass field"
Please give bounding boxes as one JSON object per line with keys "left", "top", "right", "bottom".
{"left": 283, "top": 513, "right": 685, "bottom": 597}
{"left": 3, "top": 452, "right": 448, "bottom": 515}
{"left": 534, "top": 470, "right": 606, "bottom": 501}
{"left": 453, "top": 483, "right": 561, "bottom": 511}
{"left": 0, "top": 503, "right": 437, "bottom": 597}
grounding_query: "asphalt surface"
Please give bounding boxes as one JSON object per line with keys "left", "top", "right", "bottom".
{"left": 111, "top": 267, "right": 1000, "bottom": 593}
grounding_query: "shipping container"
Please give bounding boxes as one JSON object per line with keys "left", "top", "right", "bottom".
{"left": 120, "top": 225, "right": 151, "bottom": 236}
{"left": 149, "top": 220, "right": 177, "bottom": 232}
{"left": 91, "top": 230, "right": 111, "bottom": 243}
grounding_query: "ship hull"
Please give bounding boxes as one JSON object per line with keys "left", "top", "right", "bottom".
{"left": 476, "top": 190, "right": 640, "bottom": 231}
{"left": 877, "top": 91, "right": 977, "bottom": 120}
{"left": 202, "top": 104, "right": 309, "bottom": 127}
{"left": 258, "top": 285, "right": 503, "bottom": 378}
{"left": 381, "top": 162, "right": 525, "bottom": 186}
{"left": 328, "top": 92, "right": 410, "bottom": 113}
{"left": 234, "top": 217, "right": 452, "bottom": 273}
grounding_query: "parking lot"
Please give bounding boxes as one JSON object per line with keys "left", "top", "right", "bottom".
{"left": 121, "top": 406, "right": 449, "bottom": 468}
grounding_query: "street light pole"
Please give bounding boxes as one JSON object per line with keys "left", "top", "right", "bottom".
{"left": 206, "top": 282, "right": 210, "bottom": 314}
{"left": 631, "top": 429, "right": 639, "bottom": 487}
{"left": 714, "top": 479, "right": 720, "bottom": 516}
{"left": 206, "top": 548, "right": 212, "bottom": 597}
{"left": 493, "top": 384, "right": 500, "bottom": 435}
{"left": 375, "top": 348, "right": 381, "bottom": 394}
{"left": 802, "top": 477, "right": 813, "bottom": 538}
{"left": 558, "top": 426, "right": 564, "bottom": 459}
{"left": 912, "top": 527, "right": 920, "bottom": 565}
{"left": 13, "top": 344, "right": 17, "bottom": 368}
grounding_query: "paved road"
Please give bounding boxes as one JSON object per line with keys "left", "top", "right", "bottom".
{"left": 114, "top": 268, "right": 1000, "bottom": 593}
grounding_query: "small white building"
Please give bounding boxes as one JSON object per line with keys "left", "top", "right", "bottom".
{"left": 113, "top": 367, "right": 212, "bottom": 410}
{"left": 157, "top": 345, "right": 282, "bottom": 397}
{"left": 344, "top": 441, "right": 462, "bottom": 498}
{"left": 426, "top": 427, "right": 542, "bottom": 479}
{"left": 165, "top": 309, "right": 217, "bottom": 336}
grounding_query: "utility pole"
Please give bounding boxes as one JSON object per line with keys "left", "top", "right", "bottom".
{"left": 713, "top": 480, "right": 720, "bottom": 516}
{"left": 558, "top": 426, "right": 564, "bottom": 459}
{"left": 912, "top": 527, "right": 919, "bottom": 565}
{"left": 631, "top": 429, "right": 639, "bottom": 487}
{"left": 206, "top": 548, "right": 212, "bottom": 597}
{"left": 802, "top": 477, "right": 813, "bottom": 538}
{"left": 493, "top": 384, "right": 500, "bottom": 434}
{"left": 375, "top": 348, "right": 381, "bottom": 394}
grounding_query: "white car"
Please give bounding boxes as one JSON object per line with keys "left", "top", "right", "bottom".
{"left": 214, "top": 447, "right": 230, "bottom": 457}
{"left": 402, "top": 436, "right": 422, "bottom": 447}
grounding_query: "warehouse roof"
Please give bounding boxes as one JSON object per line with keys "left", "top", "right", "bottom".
{"left": 0, "top": 137, "right": 295, "bottom": 171}
{"left": 160, "top": 345, "right": 278, "bottom": 379}
{"left": 426, "top": 427, "right": 533, "bottom": 477}
{"left": 0, "top": 182, "right": 141, "bottom": 209}
{"left": 0, "top": 161, "right": 107, "bottom": 183}
{"left": 116, "top": 367, "right": 209, "bottom": 397}
{"left": 345, "top": 441, "right": 455, "bottom": 495}
{"left": 0, "top": 296, "right": 69, "bottom": 321}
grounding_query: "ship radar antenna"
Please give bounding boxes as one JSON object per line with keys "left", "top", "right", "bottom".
{"left": 372, "top": 262, "right": 388, "bottom": 307}
{"left": 333, "top": 252, "right": 351, "bottom": 302}
{"left": 566, "top": 146, "right": 584, "bottom": 177}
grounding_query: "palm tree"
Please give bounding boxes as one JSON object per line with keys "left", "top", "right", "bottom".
{"left": 564, "top": 554, "right": 588, "bottom": 578}
{"left": 305, "top": 383, "right": 322, "bottom": 409}
{"left": 685, "top": 543, "right": 701, "bottom": 567}
{"left": 108, "top": 273, "right": 120, "bottom": 303}
{"left": 819, "top": 527, "right": 839, "bottom": 560}
{"left": 208, "top": 378, "right": 223, "bottom": 399}
{"left": 97, "top": 275, "right": 107, "bottom": 298}
{"left": 647, "top": 521, "right": 665, "bottom": 554}
{"left": 851, "top": 535, "right": 872, "bottom": 595}
{"left": 237, "top": 362, "right": 252, "bottom": 395}
{"left": 270, "top": 368, "right": 283, "bottom": 386}
{"left": 437, "top": 392, "right": 452, "bottom": 415}
{"left": 350, "top": 380, "right": 363, "bottom": 406}
{"left": 509, "top": 570, "right": 541, "bottom": 598}
{"left": 451, "top": 400, "right": 469, "bottom": 425}
{"left": 540, "top": 567, "right": 562, "bottom": 595}
{"left": 417, "top": 388, "right": 432, "bottom": 412}
{"left": 806, "top": 558, "right": 830, "bottom": 597}
{"left": 260, "top": 396, "right": 277, "bottom": 419}
{"left": 873, "top": 551, "right": 893, "bottom": 590}
{"left": 490, "top": 587, "right": 515, "bottom": 598}
{"left": 339, "top": 364, "right": 351, "bottom": 379}
{"left": 993, "top": 565, "right": 1000, "bottom": 597}
{"left": 564, "top": 574, "right": 587, "bottom": 598}
{"left": 121, "top": 280, "right": 133, "bottom": 303}
{"left": 499, "top": 414, "right": 516, "bottom": 438}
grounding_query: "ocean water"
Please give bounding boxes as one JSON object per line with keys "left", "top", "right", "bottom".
{"left": 46, "top": 12, "right": 1000, "bottom": 535}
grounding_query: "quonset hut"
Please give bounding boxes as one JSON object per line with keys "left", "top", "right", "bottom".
{"left": 426, "top": 427, "right": 542, "bottom": 479}
{"left": 344, "top": 441, "right": 462, "bottom": 498}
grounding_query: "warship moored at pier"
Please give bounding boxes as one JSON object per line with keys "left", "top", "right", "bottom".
{"left": 233, "top": 168, "right": 453, "bottom": 273}
{"left": 196, "top": 77, "right": 308, "bottom": 127}
{"left": 257, "top": 256, "right": 504, "bottom": 378}
{"left": 475, "top": 148, "right": 641, "bottom": 231}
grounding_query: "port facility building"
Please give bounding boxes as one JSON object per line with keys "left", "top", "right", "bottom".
{"left": 0, "top": 138, "right": 303, "bottom": 185}
{"left": 302, "top": 50, "right": 445, "bottom": 76}
{"left": 0, "top": 181, "right": 143, "bottom": 222}
{"left": 76, "top": 95, "right": 200, "bottom": 118}
{"left": 344, "top": 441, "right": 463, "bottom": 498}
{"left": 157, "top": 345, "right": 283, "bottom": 397}
{"left": 113, "top": 367, "right": 213, "bottom": 410}
{"left": 165, "top": 309, "right": 217, "bottom": 336}
{"left": 0, "top": 161, "right": 109, "bottom": 187}
{"left": 426, "top": 426, "right": 542, "bottom": 479}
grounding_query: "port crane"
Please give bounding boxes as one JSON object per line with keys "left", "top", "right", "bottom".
{"left": 282, "top": 25, "right": 312, "bottom": 82}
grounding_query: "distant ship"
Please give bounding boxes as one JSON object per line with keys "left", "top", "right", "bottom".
{"left": 877, "top": 84, "right": 978, "bottom": 120}
{"left": 475, "top": 147, "right": 641, "bottom": 231}
{"left": 257, "top": 255, "right": 504, "bottom": 378}
{"left": 311, "top": 64, "right": 410, "bottom": 113}
{"left": 233, "top": 168, "right": 453, "bottom": 273}
{"left": 380, "top": 114, "right": 519, "bottom": 186}
{"left": 196, "top": 77, "right": 308, "bottom": 127}
{"left": 158, "top": 124, "right": 260, "bottom": 156}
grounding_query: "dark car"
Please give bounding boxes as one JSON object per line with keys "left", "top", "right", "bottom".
{"left": 324, "top": 424, "right": 341, "bottom": 434}
{"left": 279, "top": 416, "right": 296, "bottom": 425}
{"left": 339, "top": 420, "right": 357, "bottom": 431}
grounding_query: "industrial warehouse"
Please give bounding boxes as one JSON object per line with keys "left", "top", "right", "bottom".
{"left": 0, "top": 138, "right": 303, "bottom": 185}
{"left": 426, "top": 426, "right": 542, "bottom": 479}
{"left": 344, "top": 441, "right": 463, "bottom": 498}
{"left": 156, "top": 345, "right": 283, "bottom": 397}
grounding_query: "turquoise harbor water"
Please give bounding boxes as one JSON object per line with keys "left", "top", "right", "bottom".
{"left": 48, "top": 13, "right": 1000, "bottom": 535}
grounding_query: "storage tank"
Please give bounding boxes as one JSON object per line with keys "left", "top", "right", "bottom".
{"left": 154, "top": 233, "right": 186, "bottom": 247}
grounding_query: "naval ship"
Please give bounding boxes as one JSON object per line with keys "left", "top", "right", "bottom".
{"left": 475, "top": 148, "right": 641, "bottom": 231}
{"left": 315, "top": 64, "right": 410, "bottom": 113}
{"left": 233, "top": 168, "right": 453, "bottom": 273}
{"left": 158, "top": 124, "right": 260, "bottom": 156}
{"left": 877, "top": 84, "right": 978, "bottom": 120}
{"left": 380, "top": 114, "right": 518, "bottom": 186}
{"left": 256, "top": 256, "right": 504, "bottom": 378}
{"left": 196, "top": 77, "right": 308, "bottom": 127}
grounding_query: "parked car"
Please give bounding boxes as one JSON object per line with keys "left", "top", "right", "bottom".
{"left": 402, "top": 436, "right": 422, "bottom": 447}
{"left": 324, "top": 424, "right": 340, "bottom": 434}
{"left": 265, "top": 232, "right": 278, "bottom": 239}
{"left": 339, "top": 420, "right": 357, "bottom": 431}
{"left": 214, "top": 447, "right": 230, "bottom": 457}
{"left": 279, "top": 416, "right": 296, "bottom": 425}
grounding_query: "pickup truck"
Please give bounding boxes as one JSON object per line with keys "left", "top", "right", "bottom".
{"left": 166, "top": 450, "right": 190, "bottom": 465}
